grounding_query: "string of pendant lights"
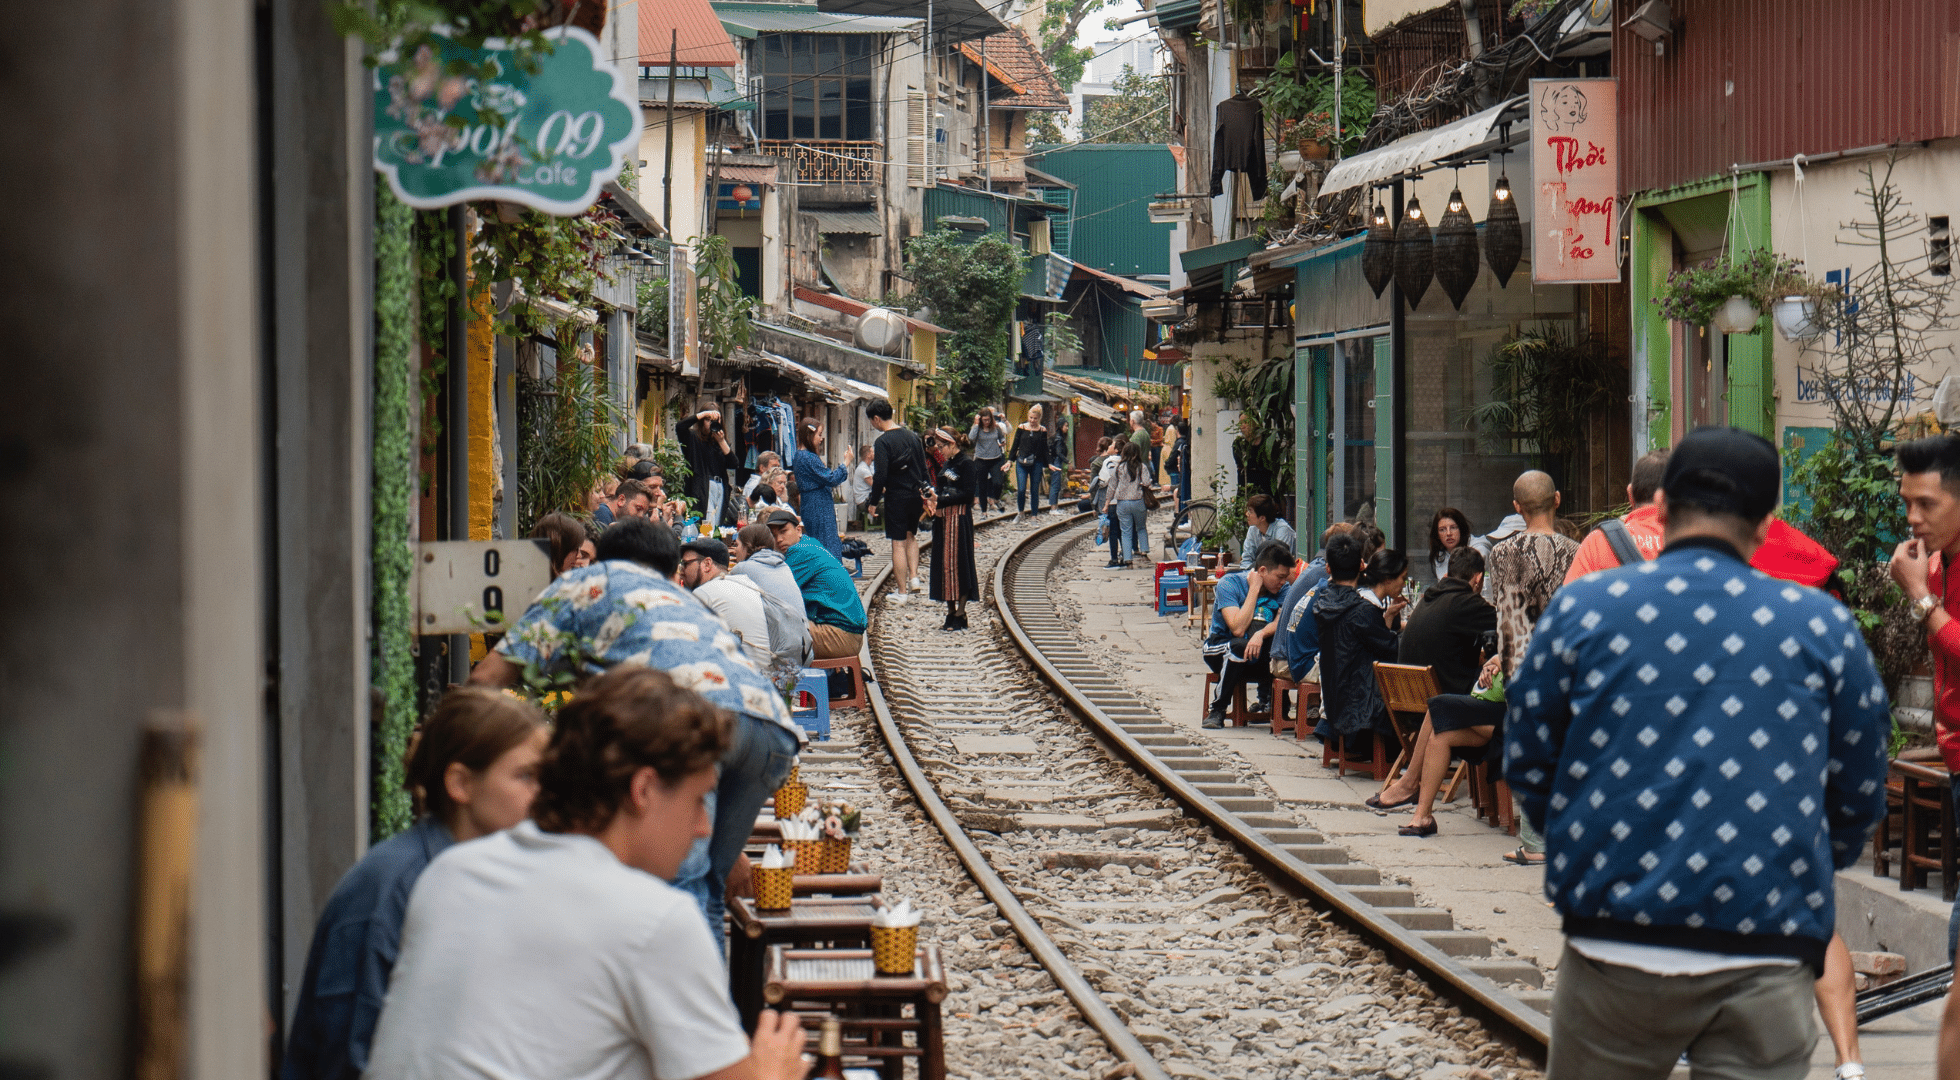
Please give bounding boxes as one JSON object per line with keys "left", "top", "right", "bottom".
{"left": 1359, "top": 150, "right": 1526, "bottom": 310}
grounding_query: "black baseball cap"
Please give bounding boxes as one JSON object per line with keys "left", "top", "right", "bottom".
{"left": 681, "top": 538, "right": 730, "bottom": 566}
{"left": 764, "top": 509, "right": 801, "bottom": 528}
{"left": 1663, "top": 426, "right": 1781, "bottom": 521}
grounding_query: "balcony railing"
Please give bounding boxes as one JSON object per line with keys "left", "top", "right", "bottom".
{"left": 756, "top": 141, "right": 884, "bottom": 186}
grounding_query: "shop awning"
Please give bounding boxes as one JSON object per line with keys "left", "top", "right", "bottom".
{"left": 806, "top": 209, "right": 881, "bottom": 235}
{"left": 827, "top": 373, "right": 889, "bottom": 401}
{"left": 1319, "top": 95, "right": 1528, "bottom": 197}
{"left": 814, "top": 0, "right": 1008, "bottom": 43}
{"left": 744, "top": 348, "right": 847, "bottom": 402}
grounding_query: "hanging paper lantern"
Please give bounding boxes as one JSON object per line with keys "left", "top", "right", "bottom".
{"left": 1485, "top": 174, "right": 1523, "bottom": 288}
{"left": 1433, "top": 188, "right": 1480, "bottom": 310}
{"left": 731, "top": 184, "right": 755, "bottom": 204}
{"left": 1361, "top": 201, "right": 1394, "bottom": 298}
{"left": 1394, "top": 197, "right": 1433, "bottom": 309}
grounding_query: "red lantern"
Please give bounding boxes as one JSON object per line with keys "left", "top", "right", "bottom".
{"left": 731, "top": 184, "right": 755, "bottom": 204}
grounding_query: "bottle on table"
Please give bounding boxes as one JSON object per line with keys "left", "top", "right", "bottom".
{"left": 810, "top": 1017, "right": 846, "bottom": 1080}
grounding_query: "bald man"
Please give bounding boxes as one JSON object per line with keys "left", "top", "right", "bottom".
{"left": 1482, "top": 469, "right": 1578, "bottom": 865}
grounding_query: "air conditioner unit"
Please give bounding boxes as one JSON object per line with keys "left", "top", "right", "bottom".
{"left": 1148, "top": 201, "right": 1192, "bottom": 224}
{"left": 1140, "top": 298, "right": 1185, "bottom": 321}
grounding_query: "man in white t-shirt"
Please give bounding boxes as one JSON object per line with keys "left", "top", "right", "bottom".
{"left": 680, "top": 538, "right": 770, "bottom": 666}
{"left": 366, "top": 665, "right": 806, "bottom": 1080}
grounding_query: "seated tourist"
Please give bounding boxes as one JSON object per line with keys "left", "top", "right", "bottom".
{"left": 766, "top": 509, "right": 868, "bottom": 660}
{"left": 1201, "top": 541, "right": 1295, "bottom": 729}
{"left": 1242, "top": 493, "right": 1296, "bottom": 558}
{"left": 366, "top": 666, "right": 808, "bottom": 1080}
{"left": 1312, "top": 538, "right": 1408, "bottom": 756}
{"left": 680, "top": 538, "right": 770, "bottom": 672}
{"left": 730, "top": 523, "right": 806, "bottom": 624}
{"left": 1271, "top": 523, "right": 1355, "bottom": 705}
{"left": 1364, "top": 548, "right": 1499, "bottom": 825}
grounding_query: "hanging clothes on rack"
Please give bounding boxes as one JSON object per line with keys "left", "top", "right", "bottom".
{"left": 1210, "top": 93, "right": 1267, "bottom": 200}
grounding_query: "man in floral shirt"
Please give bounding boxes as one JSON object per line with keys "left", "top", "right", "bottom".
{"left": 470, "top": 518, "right": 799, "bottom": 954}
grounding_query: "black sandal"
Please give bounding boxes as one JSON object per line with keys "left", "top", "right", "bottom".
{"left": 1398, "top": 820, "right": 1438, "bottom": 838}
{"left": 1365, "top": 792, "right": 1416, "bottom": 811}
{"left": 1502, "top": 847, "right": 1546, "bottom": 866}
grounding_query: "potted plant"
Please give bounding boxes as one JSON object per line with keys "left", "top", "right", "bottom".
{"left": 1654, "top": 249, "right": 1832, "bottom": 335}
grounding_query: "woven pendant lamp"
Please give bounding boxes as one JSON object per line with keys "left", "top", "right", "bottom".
{"left": 1433, "top": 187, "right": 1479, "bottom": 309}
{"left": 1485, "top": 173, "right": 1523, "bottom": 288}
{"left": 1393, "top": 197, "right": 1433, "bottom": 309}
{"left": 1361, "top": 200, "right": 1394, "bottom": 298}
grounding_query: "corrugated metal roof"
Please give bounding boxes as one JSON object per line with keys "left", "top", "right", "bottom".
{"left": 1022, "top": 144, "right": 1174, "bottom": 277}
{"left": 1618, "top": 0, "right": 1960, "bottom": 194}
{"left": 712, "top": 2, "right": 920, "bottom": 35}
{"left": 643, "top": 0, "right": 741, "bottom": 67}
{"left": 805, "top": 209, "right": 882, "bottom": 234}
{"left": 815, "top": 0, "right": 1008, "bottom": 44}
{"left": 1319, "top": 96, "right": 1525, "bottom": 196}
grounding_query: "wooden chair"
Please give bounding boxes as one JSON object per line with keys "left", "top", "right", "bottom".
{"left": 1895, "top": 759, "right": 1957, "bottom": 900}
{"left": 1371, "top": 662, "right": 1440, "bottom": 786}
{"left": 764, "top": 946, "right": 948, "bottom": 1080}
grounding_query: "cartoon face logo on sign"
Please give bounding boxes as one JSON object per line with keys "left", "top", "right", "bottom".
{"left": 373, "top": 27, "right": 642, "bottom": 216}
{"left": 1530, "top": 77, "right": 1620, "bottom": 284}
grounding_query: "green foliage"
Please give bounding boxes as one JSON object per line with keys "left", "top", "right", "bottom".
{"left": 332, "top": 0, "right": 558, "bottom": 80}
{"left": 1035, "top": 0, "right": 1105, "bottom": 93}
{"left": 517, "top": 349, "right": 625, "bottom": 533}
{"left": 1782, "top": 433, "right": 1920, "bottom": 697}
{"left": 1028, "top": 113, "right": 1067, "bottom": 145}
{"left": 1254, "top": 57, "right": 1374, "bottom": 157}
{"left": 371, "top": 186, "right": 419, "bottom": 840}
{"left": 903, "top": 229, "right": 1026, "bottom": 419}
{"left": 415, "top": 209, "right": 458, "bottom": 454}
{"left": 476, "top": 205, "right": 621, "bottom": 338}
{"left": 1202, "top": 466, "right": 1249, "bottom": 553}
{"left": 1654, "top": 248, "right": 1822, "bottom": 326}
{"left": 1467, "top": 325, "right": 1617, "bottom": 486}
{"left": 1044, "top": 311, "right": 1084, "bottom": 365}
{"left": 1080, "top": 65, "right": 1172, "bottom": 144}
{"left": 637, "top": 275, "right": 670, "bottom": 341}
{"left": 694, "top": 234, "right": 756, "bottom": 362}
{"left": 1213, "top": 353, "right": 1295, "bottom": 499}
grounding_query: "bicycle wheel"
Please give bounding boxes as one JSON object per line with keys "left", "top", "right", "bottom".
{"left": 1165, "top": 499, "right": 1216, "bottom": 559}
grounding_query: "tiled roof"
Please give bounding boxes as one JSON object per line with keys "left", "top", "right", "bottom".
{"left": 958, "top": 27, "right": 1069, "bottom": 112}
{"left": 643, "top": 0, "right": 741, "bottom": 67}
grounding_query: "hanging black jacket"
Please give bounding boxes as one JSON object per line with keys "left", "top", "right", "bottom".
{"left": 1210, "top": 94, "right": 1267, "bottom": 199}
{"left": 1313, "top": 582, "right": 1398, "bottom": 736}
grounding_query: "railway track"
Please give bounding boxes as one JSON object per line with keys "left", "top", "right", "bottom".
{"left": 817, "top": 511, "right": 1547, "bottom": 1080}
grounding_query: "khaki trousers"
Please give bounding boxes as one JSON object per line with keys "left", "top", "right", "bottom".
{"left": 809, "top": 622, "right": 862, "bottom": 661}
{"left": 1548, "top": 944, "right": 1816, "bottom": 1080}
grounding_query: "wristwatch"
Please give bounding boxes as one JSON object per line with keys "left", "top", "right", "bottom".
{"left": 1911, "top": 594, "right": 1940, "bottom": 623}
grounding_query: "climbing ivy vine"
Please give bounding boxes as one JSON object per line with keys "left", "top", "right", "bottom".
{"left": 372, "top": 186, "right": 419, "bottom": 840}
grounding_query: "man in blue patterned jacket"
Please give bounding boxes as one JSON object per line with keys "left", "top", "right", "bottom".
{"left": 1507, "top": 427, "right": 1890, "bottom": 1080}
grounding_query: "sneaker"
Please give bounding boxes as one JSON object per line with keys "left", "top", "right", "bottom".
{"left": 1049, "top": 508, "right": 1064, "bottom": 516}
{"left": 888, "top": 592, "right": 910, "bottom": 604}
{"left": 908, "top": 576, "right": 924, "bottom": 592}
{"left": 1202, "top": 713, "right": 1226, "bottom": 730}
{"left": 1104, "top": 562, "right": 1125, "bottom": 569}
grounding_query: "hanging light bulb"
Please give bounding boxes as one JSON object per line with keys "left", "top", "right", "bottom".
{"left": 1485, "top": 170, "right": 1523, "bottom": 288}
{"left": 1362, "top": 198, "right": 1394, "bottom": 298}
{"left": 1394, "top": 195, "right": 1433, "bottom": 309}
{"left": 1434, "top": 186, "right": 1480, "bottom": 310}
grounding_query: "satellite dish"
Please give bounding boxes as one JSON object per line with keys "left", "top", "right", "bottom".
{"left": 1935, "top": 374, "right": 1960, "bottom": 427}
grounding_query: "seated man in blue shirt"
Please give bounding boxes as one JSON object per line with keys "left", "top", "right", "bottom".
{"left": 1202, "top": 541, "right": 1296, "bottom": 728}
{"left": 1273, "top": 523, "right": 1354, "bottom": 687}
{"left": 766, "top": 508, "right": 869, "bottom": 660}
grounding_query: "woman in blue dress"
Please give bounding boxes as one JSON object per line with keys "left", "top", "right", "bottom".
{"left": 792, "top": 417, "right": 853, "bottom": 557}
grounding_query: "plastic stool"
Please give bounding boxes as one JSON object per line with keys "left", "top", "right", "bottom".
{"left": 812, "top": 656, "right": 867, "bottom": 709}
{"left": 790, "top": 669, "right": 832, "bottom": 739}
{"left": 846, "top": 556, "right": 865, "bottom": 579}
{"left": 1156, "top": 573, "right": 1190, "bottom": 615}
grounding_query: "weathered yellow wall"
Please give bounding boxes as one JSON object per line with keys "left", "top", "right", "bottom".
{"left": 469, "top": 290, "right": 496, "bottom": 541}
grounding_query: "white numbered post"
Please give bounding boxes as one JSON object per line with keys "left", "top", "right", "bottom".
{"left": 415, "top": 540, "right": 554, "bottom": 635}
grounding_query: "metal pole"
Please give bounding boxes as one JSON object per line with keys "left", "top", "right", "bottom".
{"left": 446, "top": 204, "right": 471, "bottom": 684}
{"left": 926, "top": 0, "right": 934, "bottom": 181}
{"left": 981, "top": 32, "right": 990, "bottom": 189}
{"left": 662, "top": 30, "right": 677, "bottom": 232}
{"left": 1332, "top": 0, "right": 1342, "bottom": 157}
{"left": 1388, "top": 181, "right": 1406, "bottom": 552}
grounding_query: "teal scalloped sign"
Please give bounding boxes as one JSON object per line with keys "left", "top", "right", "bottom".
{"left": 373, "top": 27, "right": 641, "bottom": 216}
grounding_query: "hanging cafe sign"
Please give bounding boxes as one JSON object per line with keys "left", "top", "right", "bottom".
{"left": 372, "top": 26, "right": 641, "bottom": 216}
{"left": 1529, "top": 76, "right": 1620, "bottom": 284}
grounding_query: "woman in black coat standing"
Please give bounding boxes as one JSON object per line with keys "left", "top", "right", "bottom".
{"left": 922, "top": 427, "right": 980, "bottom": 631}
{"left": 1312, "top": 535, "right": 1410, "bottom": 753}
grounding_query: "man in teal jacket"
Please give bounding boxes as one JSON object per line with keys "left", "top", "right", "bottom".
{"left": 767, "top": 509, "right": 867, "bottom": 659}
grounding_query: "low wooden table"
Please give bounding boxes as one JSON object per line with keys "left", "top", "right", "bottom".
{"left": 1894, "top": 759, "right": 1956, "bottom": 900}
{"left": 728, "top": 895, "right": 883, "bottom": 1029}
{"left": 1188, "top": 577, "right": 1216, "bottom": 630}
{"left": 764, "top": 945, "right": 948, "bottom": 1080}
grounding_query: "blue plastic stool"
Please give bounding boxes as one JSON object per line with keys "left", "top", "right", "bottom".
{"left": 790, "top": 668, "right": 832, "bottom": 740}
{"left": 1157, "top": 573, "right": 1191, "bottom": 616}
{"left": 846, "top": 556, "right": 865, "bottom": 578}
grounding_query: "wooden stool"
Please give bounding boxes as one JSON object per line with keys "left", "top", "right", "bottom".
{"left": 1271, "top": 677, "right": 1320, "bottom": 738}
{"left": 1322, "top": 730, "right": 1389, "bottom": 781}
{"left": 1201, "top": 670, "right": 1252, "bottom": 727}
{"left": 765, "top": 945, "right": 948, "bottom": 1080}
{"left": 813, "top": 655, "right": 867, "bottom": 709}
{"left": 1895, "top": 760, "right": 1956, "bottom": 900}
{"left": 1874, "top": 774, "right": 1906, "bottom": 878}
{"left": 728, "top": 895, "right": 884, "bottom": 1030}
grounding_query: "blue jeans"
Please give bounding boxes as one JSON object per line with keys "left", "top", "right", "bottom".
{"left": 674, "top": 713, "right": 799, "bottom": 958}
{"left": 1048, "top": 466, "right": 1066, "bottom": 508}
{"left": 1016, "top": 462, "right": 1043, "bottom": 512}
{"left": 1116, "top": 499, "right": 1148, "bottom": 560}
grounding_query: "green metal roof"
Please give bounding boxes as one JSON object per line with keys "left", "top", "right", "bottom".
{"left": 1179, "top": 235, "right": 1265, "bottom": 273}
{"left": 1151, "top": 0, "right": 1203, "bottom": 31}
{"left": 711, "top": 3, "right": 919, "bottom": 36}
{"left": 1024, "top": 144, "right": 1173, "bottom": 278}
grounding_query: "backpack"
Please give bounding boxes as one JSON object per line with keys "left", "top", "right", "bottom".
{"left": 1598, "top": 517, "right": 1645, "bottom": 566}
{"left": 729, "top": 575, "right": 814, "bottom": 688}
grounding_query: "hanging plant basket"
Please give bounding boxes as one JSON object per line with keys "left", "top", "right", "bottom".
{"left": 1484, "top": 175, "right": 1522, "bottom": 288}
{"left": 1711, "top": 295, "right": 1761, "bottom": 335}
{"left": 1362, "top": 203, "right": 1394, "bottom": 298}
{"left": 1772, "top": 294, "right": 1823, "bottom": 341}
{"left": 1655, "top": 249, "right": 1829, "bottom": 330}
{"left": 1393, "top": 197, "right": 1434, "bottom": 309}
{"left": 1433, "top": 188, "right": 1480, "bottom": 310}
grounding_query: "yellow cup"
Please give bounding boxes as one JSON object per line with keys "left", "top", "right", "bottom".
{"left": 773, "top": 783, "right": 807, "bottom": 819}
{"left": 821, "top": 836, "right": 852, "bottom": 874}
{"left": 870, "top": 924, "right": 918, "bottom": 975}
{"left": 783, "top": 839, "right": 823, "bottom": 876}
{"left": 754, "top": 866, "right": 794, "bottom": 910}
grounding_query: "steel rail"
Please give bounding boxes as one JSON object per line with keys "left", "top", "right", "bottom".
{"left": 992, "top": 514, "right": 1554, "bottom": 1060}
{"left": 856, "top": 512, "right": 1174, "bottom": 1080}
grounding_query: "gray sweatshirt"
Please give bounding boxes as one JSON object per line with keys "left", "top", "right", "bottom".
{"left": 730, "top": 549, "right": 807, "bottom": 623}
